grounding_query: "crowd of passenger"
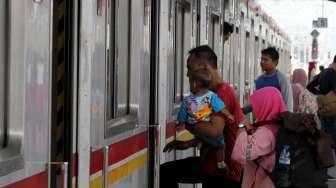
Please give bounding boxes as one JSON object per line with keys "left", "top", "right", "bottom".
{"left": 160, "top": 22, "right": 336, "bottom": 188}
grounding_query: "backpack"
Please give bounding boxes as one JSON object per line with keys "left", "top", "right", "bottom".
{"left": 296, "top": 84, "right": 318, "bottom": 115}
{"left": 271, "top": 126, "right": 326, "bottom": 188}
{"left": 317, "top": 90, "right": 336, "bottom": 117}
{"left": 251, "top": 112, "right": 335, "bottom": 188}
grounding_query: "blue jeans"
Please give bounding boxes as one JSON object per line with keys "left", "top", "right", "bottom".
{"left": 321, "top": 116, "right": 336, "bottom": 139}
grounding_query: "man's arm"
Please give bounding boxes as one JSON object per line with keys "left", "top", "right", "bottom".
{"left": 191, "top": 115, "right": 225, "bottom": 140}
{"left": 278, "top": 71, "right": 293, "bottom": 112}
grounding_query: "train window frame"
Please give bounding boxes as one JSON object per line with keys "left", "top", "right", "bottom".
{"left": 171, "top": 1, "right": 190, "bottom": 115}
{"left": 244, "top": 31, "right": 251, "bottom": 80}
{"left": 254, "top": 36, "right": 260, "bottom": 79}
{"left": 0, "top": 0, "right": 25, "bottom": 177}
{"left": 105, "top": 0, "right": 137, "bottom": 137}
{"left": 0, "top": 0, "right": 8, "bottom": 149}
{"left": 208, "top": 13, "right": 220, "bottom": 50}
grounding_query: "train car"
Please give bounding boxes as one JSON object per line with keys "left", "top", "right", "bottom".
{"left": 0, "top": 0, "right": 290, "bottom": 188}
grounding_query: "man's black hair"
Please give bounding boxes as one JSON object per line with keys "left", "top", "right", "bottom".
{"left": 189, "top": 69, "right": 211, "bottom": 88}
{"left": 223, "top": 22, "right": 234, "bottom": 34}
{"left": 319, "top": 65, "right": 325, "bottom": 72}
{"left": 333, "top": 55, "right": 336, "bottom": 63}
{"left": 261, "top": 47, "right": 279, "bottom": 61}
{"left": 188, "top": 45, "right": 217, "bottom": 69}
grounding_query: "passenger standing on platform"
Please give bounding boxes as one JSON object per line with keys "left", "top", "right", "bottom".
{"left": 320, "top": 65, "right": 325, "bottom": 73}
{"left": 255, "top": 47, "right": 293, "bottom": 112}
{"left": 307, "top": 65, "right": 325, "bottom": 95}
{"left": 176, "top": 69, "right": 234, "bottom": 172}
{"left": 232, "top": 87, "right": 287, "bottom": 188}
{"left": 291, "top": 68, "right": 308, "bottom": 113}
{"left": 318, "top": 59, "right": 336, "bottom": 139}
{"left": 160, "top": 46, "right": 245, "bottom": 188}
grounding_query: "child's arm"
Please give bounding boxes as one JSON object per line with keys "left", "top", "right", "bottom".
{"left": 221, "top": 108, "right": 234, "bottom": 121}
{"left": 211, "top": 93, "right": 234, "bottom": 121}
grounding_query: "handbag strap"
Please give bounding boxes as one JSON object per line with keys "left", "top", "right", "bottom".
{"left": 247, "top": 119, "right": 281, "bottom": 135}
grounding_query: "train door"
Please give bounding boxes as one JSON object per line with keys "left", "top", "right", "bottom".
{"left": 229, "top": 0, "right": 238, "bottom": 86}
{"left": 163, "top": 0, "right": 197, "bottom": 181}
{"left": 208, "top": 2, "right": 222, "bottom": 75}
{"left": 254, "top": 35, "right": 260, "bottom": 86}
{"left": 254, "top": 25, "right": 263, "bottom": 80}
{"left": 243, "top": 31, "right": 251, "bottom": 106}
{"left": 174, "top": 0, "right": 196, "bottom": 162}
{"left": 232, "top": 1, "right": 241, "bottom": 94}
{"left": 244, "top": 17, "right": 255, "bottom": 107}
{"left": 233, "top": 26, "right": 240, "bottom": 94}
{"left": 208, "top": 10, "right": 220, "bottom": 55}
{"left": 0, "top": 1, "right": 59, "bottom": 187}
{"left": 238, "top": 11, "right": 246, "bottom": 103}
{"left": 222, "top": 0, "right": 233, "bottom": 83}
{"left": 76, "top": 0, "right": 151, "bottom": 188}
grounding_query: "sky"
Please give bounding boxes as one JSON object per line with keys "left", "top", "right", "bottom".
{"left": 257, "top": 0, "right": 336, "bottom": 68}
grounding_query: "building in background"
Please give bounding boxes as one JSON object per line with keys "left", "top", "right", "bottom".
{"left": 257, "top": 0, "right": 336, "bottom": 73}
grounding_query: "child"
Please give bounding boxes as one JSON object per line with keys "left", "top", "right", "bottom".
{"left": 176, "top": 69, "right": 234, "bottom": 173}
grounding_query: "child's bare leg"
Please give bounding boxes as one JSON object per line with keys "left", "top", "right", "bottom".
{"left": 216, "top": 144, "right": 228, "bottom": 175}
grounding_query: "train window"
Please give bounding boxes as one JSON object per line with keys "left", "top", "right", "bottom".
{"left": 0, "top": 0, "right": 7, "bottom": 148}
{"left": 208, "top": 14, "right": 220, "bottom": 51}
{"left": 173, "top": 2, "right": 186, "bottom": 104}
{"left": 106, "top": 0, "right": 135, "bottom": 131}
{"left": 0, "top": 0, "right": 25, "bottom": 176}
{"left": 262, "top": 39, "right": 266, "bottom": 49}
{"left": 254, "top": 36, "right": 261, "bottom": 79}
{"left": 245, "top": 32, "right": 251, "bottom": 82}
{"left": 106, "top": 0, "right": 115, "bottom": 120}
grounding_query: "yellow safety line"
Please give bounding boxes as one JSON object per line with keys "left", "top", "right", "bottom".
{"left": 89, "top": 153, "right": 148, "bottom": 188}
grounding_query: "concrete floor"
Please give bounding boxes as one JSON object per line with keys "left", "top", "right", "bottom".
{"left": 328, "top": 166, "right": 336, "bottom": 187}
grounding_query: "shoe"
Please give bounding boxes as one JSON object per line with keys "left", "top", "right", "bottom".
{"left": 327, "top": 174, "right": 336, "bottom": 181}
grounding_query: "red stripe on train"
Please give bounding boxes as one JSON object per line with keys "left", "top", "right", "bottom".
{"left": 90, "top": 131, "right": 148, "bottom": 174}
{"left": 4, "top": 172, "right": 48, "bottom": 188}
{"left": 166, "top": 121, "right": 187, "bottom": 139}
{"left": 108, "top": 131, "right": 147, "bottom": 165}
{"left": 90, "top": 149, "right": 104, "bottom": 174}
{"left": 166, "top": 122, "right": 175, "bottom": 139}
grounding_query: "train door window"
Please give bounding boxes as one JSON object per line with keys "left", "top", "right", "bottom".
{"left": 209, "top": 12, "right": 220, "bottom": 75}
{"left": 208, "top": 14, "right": 220, "bottom": 51}
{"left": 244, "top": 32, "right": 250, "bottom": 105}
{"left": 262, "top": 39, "right": 266, "bottom": 49}
{"left": 223, "top": 25, "right": 231, "bottom": 83}
{"left": 106, "top": 0, "right": 135, "bottom": 132}
{"left": 233, "top": 27, "right": 240, "bottom": 92}
{"left": 244, "top": 32, "right": 250, "bottom": 82}
{"left": 0, "top": 0, "right": 7, "bottom": 148}
{"left": 173, "top": 2, "right": 187, "bottom": 105}
{"left": 254, "top": 36, "right": 260, "bottom": 82}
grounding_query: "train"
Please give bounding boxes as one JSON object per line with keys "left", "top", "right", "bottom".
{"left": 0, "top": 0, "right": 290, "bottom": 188}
